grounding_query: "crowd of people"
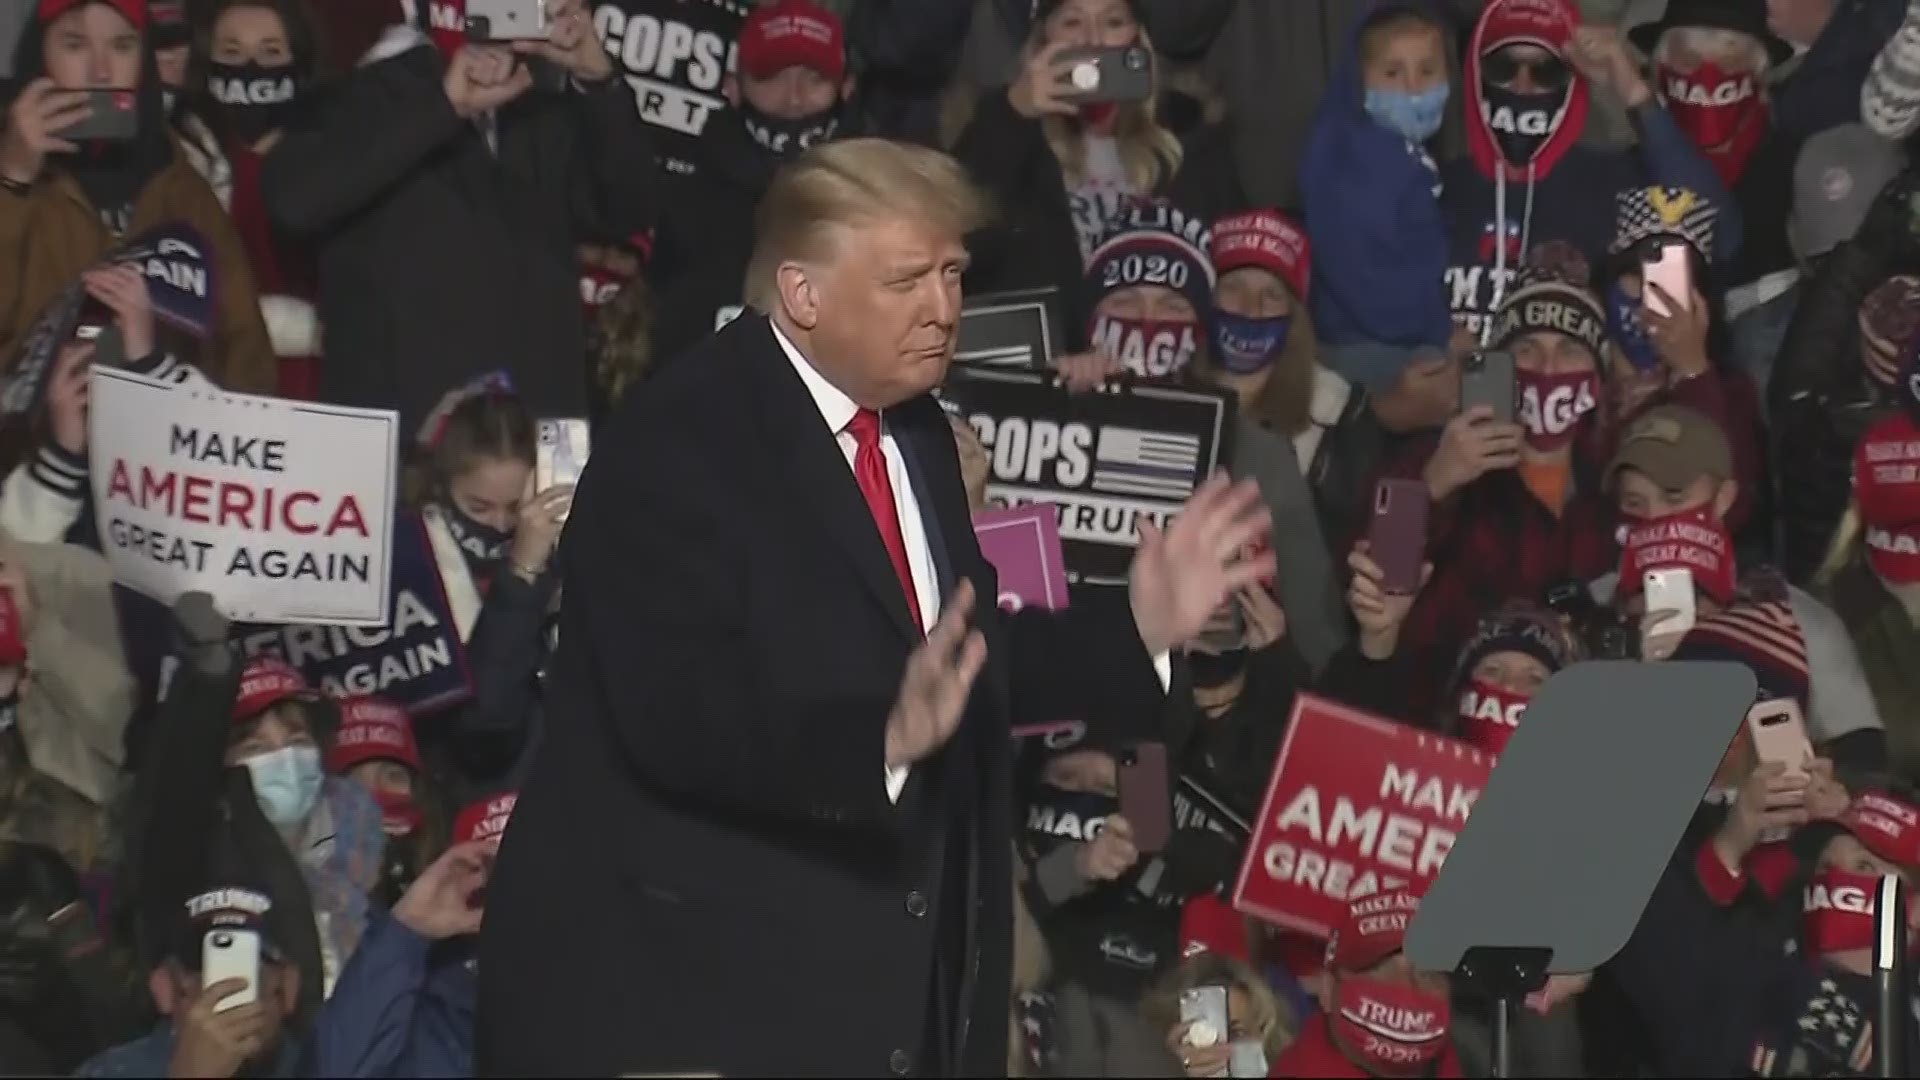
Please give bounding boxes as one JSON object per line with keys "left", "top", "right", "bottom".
{"left": 3, "top": 0, "right": 1920, "bottom": 1074}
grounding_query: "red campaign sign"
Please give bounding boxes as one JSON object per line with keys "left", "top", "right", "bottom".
{"left": 973, "top": 505, "right": 1070, "bottom": 613}
{"left": 1231, "top": 694, "right": 1495, "bottom": 938}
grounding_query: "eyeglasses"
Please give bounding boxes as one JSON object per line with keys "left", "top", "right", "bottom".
{"left": 1483, "top": 47, "right": 1572, "bottom": 91}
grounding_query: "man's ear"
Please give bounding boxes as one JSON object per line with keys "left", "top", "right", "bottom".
{"left": 840, "top": 72, "right": 857, "bottom": 102}
{"left": 1715, "top": 478, "right": 1741, "bottom": 522}
{"left": 776, "top": 261, "right": 823, "bottom": 331}
{"left": 723, "top": 73, "right": 739, "bottom": 107}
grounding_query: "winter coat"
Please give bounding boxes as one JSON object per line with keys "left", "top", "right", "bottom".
{"left": 953, "top": 89, "right": 1245, "bottom": 351}
{"left": 0, "top": 536, "right": 134, "bottom": 875}
{"left": 1300, "top": 0, "right": 1455, "bottom": 350}
{"left": 262, "top": 33, "right": 655, "bottom": 437}
{"left": 1776, "top": 0, "right": 1907, "bottom": 145}
{"left": 0, "top": 149, "right": 276, "bottom": 395}
{"left": 1771, "top": 165, "right": 1920, "bottom": 584}
{"left": 314, "top": 912, "right": 475, "bottom": 1078}
{"left": 1819, "top": 555, "right": 1920, "bottom": 784}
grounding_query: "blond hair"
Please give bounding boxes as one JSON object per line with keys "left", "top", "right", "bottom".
{"left": 1034, "top": 27, "right": 1184, "bottom": 194}
{"left": 742, "top": 138, "right": 993, "bottom": 313}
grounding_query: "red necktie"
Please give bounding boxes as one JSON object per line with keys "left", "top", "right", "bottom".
{"left": 846, "top": 408, "right": 924, "bottom": 632}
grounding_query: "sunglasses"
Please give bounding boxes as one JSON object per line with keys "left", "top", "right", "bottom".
{"left": 1483, "top": 47, "right": 1572, "bottom": 91}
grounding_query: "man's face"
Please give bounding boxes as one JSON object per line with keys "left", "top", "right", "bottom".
{"left": 803, "top": 213, "right": 968, "bottom": 409}
{"left": 741, "top": 64, "right": 840, "bottom": 120}
{"left": 1040, "top": 748, "right": 1118, "bottom": 796}
{"left": 1095, "top": 284, "right": 1196, "bottom": 323}
{"left": 154, "top": 44, "right": 188, "bottom": 89}
{"left": 210, "top": 4, "right": 292, "bottom": 68}
{"left": 1616, "top": 467, "right": 1728, "bottom": 521}
{"left": 1512, "top": 330, "right": 1594, "bottom": 375}
{"left": 44, "top": 3, "right": 143, "bottom": 90}
{"left": 1483, "top": 43, "right": 1569, "bottom": 94}
{"left": 1658, "top": 26, "right": 1766, "bottom": 74}
{"left": 1766, "top": 0, "right": 1834, "bottom": 47}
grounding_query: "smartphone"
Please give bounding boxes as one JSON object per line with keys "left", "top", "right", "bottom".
{"left": 1118, "top": 742, "right": 1172, "bottom": 854}
{"left": 465, "top": 0, "right": 547, "bottom": 41}
{"left": 1641, "top": 240, "right": 1694, "bottom": 319}
{"left": 1642, "top": 567, "right": 1697, "bottom": 645}
{"left": 1459, "top": 349, "right": 1517, "bottom": 423}
{"left": 1368, "top": 478, "right": 1429, "bottom": 595}
{"left": 535, "top": 418, "right": 590, "bottom": 491}
{"left": 1747, "top": 699, "right": 1815, "bottom": 778}
{"left": 201, "top": 929, "right": 261, "bottom": 1013}
{"left": 1229, "top": 1041, "right": 1268, "bottom": 1079}
{"left": 1179, "top": 985, "right": 1231, "bottom": 1049}
{"left": 1056, "top": 46, "right": 1154, "bottom": 105}
{"left": 60, "top": 89, "right": 138, "bottom": 142}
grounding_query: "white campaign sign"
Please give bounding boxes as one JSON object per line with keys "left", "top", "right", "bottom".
{"left": 89, "top": 368, "right": 399, "bottom": 625}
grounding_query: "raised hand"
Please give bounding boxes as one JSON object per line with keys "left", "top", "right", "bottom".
{"left": 1128, "top": 475, "right": 1275, "bottom": 658}
{"left": 393, "top": 839, "right": 492, "bottom": 940}
{"left": 1347, "top": 541, "right": 1431, "bottom": 660}
{"left": 444, "top": 44, "right": 534, "bottom": 119}
{"left": 82, "top": 263, "right": 156, "bottom": 359}
{"left": 511, "top": 0, "right": 613, "bottom": 82}
{"left": 1075, "top": 815, "right": 1139, "bottom": 882}
{"left": 885, "top": 581, "right": 989, "bottom": 769}
{"left": 167, "top": 977, "right": 274, "bottom": 1079}
{"left": 1055, "top": 350, "right": 1125, "bottom": 393}
{"left": 45, "top": 334, "right": 93, "bottom": 456}
{"left": 1009, "top": 40, "right": 1083, "bottom": 120}
{"left": 0, "top": 79, "right": 89, "bottom": 185}
{"left": 1423, "top": 405, "right": 1522, "bottom": 501}
{"left": 510, "top": 482, "right": 575, "bottom": 579}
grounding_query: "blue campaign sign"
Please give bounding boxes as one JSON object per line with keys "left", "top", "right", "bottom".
{"left": 234, "top": 512, "right": 473, "bottom": 714}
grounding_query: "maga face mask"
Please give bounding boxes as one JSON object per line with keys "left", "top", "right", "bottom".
{"left": 1210, "top": 312, "right": 1290, "bottom": 375}
{"left": 441, "top": 503, "right": 514, "bottom": 573}
{"left": 1516, "top": 367, "right": 1597, "bottom": 451}
{"left": 1481, "top": 83, "right": 1566, "bottom": 166}
{"left": 740, "top": 101, "right": 841, "bottom": 160}
{"left": 1332, "top": 974, "right": 1452, "bottom": 1076}
{"left": 243, "top": 744, "right": 324, "bottom": 828}
{"left": 205, "top": 61, "right": 301, "bottom": 145}
{"left": 1803, "top": 867, "right": 1885, "bottom": 955}
{"left": 1658, "top": 61, "right": 1767, "bottom": 184}
{"left": 1457, "top": 679, "right": 1528, "bottom": 754}
{"left": 1091, "top": 313, "right": 1200, "bottom": 378}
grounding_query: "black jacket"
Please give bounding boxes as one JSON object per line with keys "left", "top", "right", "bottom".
{"left": 953, "top": 90, "right": 1246, "bottom": 350}
{"left": 647, "top": 115, "right": 773, "bottom": 363}
{"left": 476, "top": 314, "right": 1170, "bottom": 1076}
{"left": 262, "top": 43, "right": 655, "bottom": 436}
{"left": 1769, "top": 165, "right": 1920, "bottom": 583}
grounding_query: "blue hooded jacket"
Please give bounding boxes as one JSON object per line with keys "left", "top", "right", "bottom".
{"left": 1300, "top": 0, "right": 1457, "bottom": 350}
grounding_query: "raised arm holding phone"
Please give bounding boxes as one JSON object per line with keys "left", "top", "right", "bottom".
{"left": 478, "top": 140, "right": 1272, "bottom": 1078}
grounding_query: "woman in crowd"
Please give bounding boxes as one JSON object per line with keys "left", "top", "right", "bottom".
{"left": 1817, "top": 404, "right": 1920, "bottom": 782}
{"left": 324, "top": 693, "right": 445, "bottom": 907}
{"left": 0, "top": 0, "right": 275, "bottom": 392}
{"left": 1142, "top": 947, "right": 1295, "bottom": 1078}
{"left": 175, "top": 0, "right": 324, "bottom": 399}
{"left": 952, "top": 0, "right": 1241, "bottom": 347}
{"left": 407, "top": 379, "right": 571, "bottom": 796}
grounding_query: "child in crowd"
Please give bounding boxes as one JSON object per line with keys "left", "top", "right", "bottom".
{"left": 1301, "top": 1, "right": 1456, "bottom": 387}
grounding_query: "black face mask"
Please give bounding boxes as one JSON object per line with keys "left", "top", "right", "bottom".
{"left": 1188, "top": 648, "right": 1248, "bottom": 690}
{"left": 204, "top": 61, "right": 301, "bottom": 145}
{"left": 440, "top": 504, "right": 513, "bottom": 574}
{"left": 1023, "top": 784, "right": 1117, "bottom": 852}
{"left": 1481, "top": 82, "right": 1565, "bottom": 166}
{"left": 739, "top": 99, "right": 841, "bottom": 160}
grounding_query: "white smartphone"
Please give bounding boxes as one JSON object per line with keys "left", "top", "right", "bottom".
{"left": 1642, "top": 240, "right": 1694, "bottom": 319}
{"left": 535, "top": 418, "right": 590, "bottom": 493}
{"left": 201, "top": 929, "right": 261, "bottom": 1013}
{"left": 1179, "top": 985, "right": 1231, "bottom": 1052}
{"left": 1642, "top": 567, "right": 1697, "bottom": 646}
{"left": 1747, "top": 699, "right": 1815, "bottom": 778}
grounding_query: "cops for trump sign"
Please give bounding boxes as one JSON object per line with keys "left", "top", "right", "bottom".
{"left": 89, "top": 369, "right": 399, "bottom": 625}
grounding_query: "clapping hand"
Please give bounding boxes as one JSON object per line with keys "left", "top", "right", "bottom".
{"left": 884, "top": 581, "right": 989, "bottom": 768}
{"left": 1128, "top": 475, "right": 1275, "bottom": 658}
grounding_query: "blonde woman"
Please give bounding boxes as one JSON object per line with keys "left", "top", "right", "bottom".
{"left": 1140, "top": 950, "right": 1296, "bottom": 1079}
{"left": 953, "top": 0, "right": 1243, "bottom": 351}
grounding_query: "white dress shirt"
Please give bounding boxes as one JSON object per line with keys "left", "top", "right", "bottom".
{"left": 772, "top": 324, "right": 1171, "bottom": 804}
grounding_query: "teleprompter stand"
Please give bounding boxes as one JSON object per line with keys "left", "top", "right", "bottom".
{"left": 1406, "top": 661, "right": 1758, "bottom": 1078}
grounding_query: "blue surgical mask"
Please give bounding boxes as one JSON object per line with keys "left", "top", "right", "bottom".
{"left": 243, "top": 744, "right": 324, "bottom": 828}
{"left": 1211, "top": 312, "right": 1291, "bottom": 375}
{"left": 1606, "top": 281, "right": 1661, "bottom": 372}
{"left": 1364, "top": 84, "right": 1450, "bottom": 144}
